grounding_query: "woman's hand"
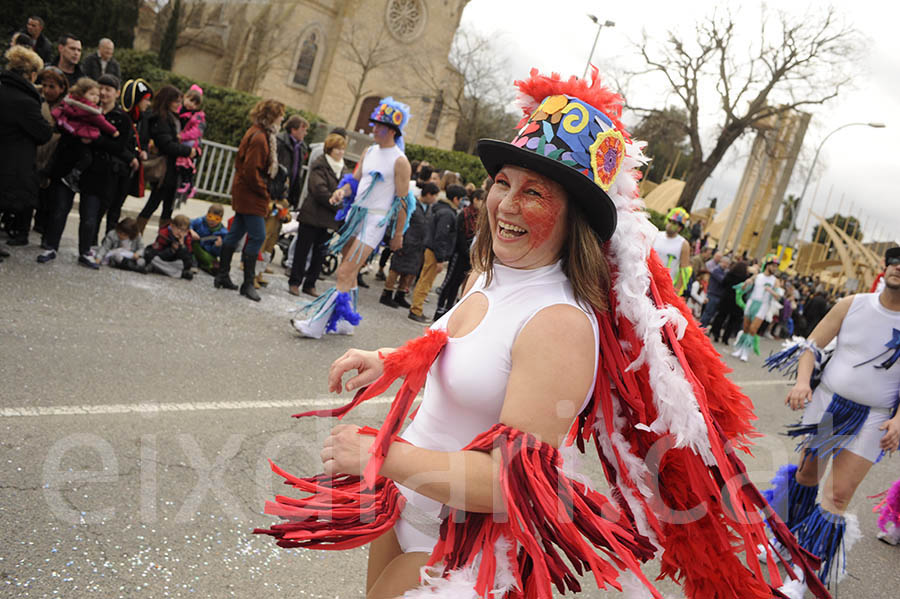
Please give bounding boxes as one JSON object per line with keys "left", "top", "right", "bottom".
{"left": 786, "top": 382, "right": 812, "bottom": 411}
{"left": 329, "top": 188, "right": 345, "bottom": 206}
{"left": 389, "top": 233, "right": 403, "bottom": 252}
{"left": 880, "top": 417, "right": 900, "bottom": 452}
{"left": 320, "top": 424, "right": 373, "bottom": 476}
{"left": 328, "top": 348, "right": 386, "bottom": 393}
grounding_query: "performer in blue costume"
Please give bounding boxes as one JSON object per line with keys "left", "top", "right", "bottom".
{"left": 291, "top": 97, "right": 414, "bottom": 338}
{"left": 764, "top": 245, "right": 900, "bottom": 596}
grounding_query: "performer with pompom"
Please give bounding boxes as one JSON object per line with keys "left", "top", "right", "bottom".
{"left": 290, "top": 97, "right": 415, "bottom": 338}
{"left": 258, "top": 68, "right": 827, "bottom": 598}
{"left": 652, "top": 207, "right": 691, "bottom": 296}
{"left": 763, "top": 245, "right": 900, "bottom": 593}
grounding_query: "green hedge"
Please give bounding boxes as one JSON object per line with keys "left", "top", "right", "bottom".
{"left": 405, "top": 143, "right": 487, "bottom": 186}
{"left": 115, "top": 49, "right": 324, "bottom": 147}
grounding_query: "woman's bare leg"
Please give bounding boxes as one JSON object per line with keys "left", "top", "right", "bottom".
{"left": 366, "top": 551, "right": 430, "bottom": 599}
{"left": 366, "top": 529, "right": 402, "bottom": 593}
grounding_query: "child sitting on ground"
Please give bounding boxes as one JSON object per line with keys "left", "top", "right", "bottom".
{"left": 143, "top": 214, "right": 194, "bottom": 280}
{"left": 51, "top": 77, "right": 119, "bottom": 192}
{"left": 190, "top": 203, "right": 228, "bottom": 275}
{"left": 175, "top": 85, "right": 207, "bottom": 205}
{"left": 95, "top": 217, "right": 145, "bottom": 272}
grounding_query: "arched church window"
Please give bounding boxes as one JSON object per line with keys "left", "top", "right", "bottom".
{"left": 292, "top": 31, "right": 319, "bottom": 88}
{"left": 385, "top": 0, "right": 427, "bottom": 43}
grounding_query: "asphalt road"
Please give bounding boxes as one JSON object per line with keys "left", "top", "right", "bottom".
{"left": 1, "top": 208, "right": 897, "bottom": 598}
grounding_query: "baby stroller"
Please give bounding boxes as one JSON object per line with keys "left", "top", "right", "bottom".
{"left": 277, "top": 221, "right": 339, "bottom": 276}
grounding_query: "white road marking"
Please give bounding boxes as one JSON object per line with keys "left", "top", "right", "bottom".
{"left": 0, "top": 396, "right": 395, "bottom": 418}
{"left": 1, "top": 380, "right": 786, "bottom": 418}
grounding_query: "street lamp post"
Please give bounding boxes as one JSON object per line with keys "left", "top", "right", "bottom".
{"left": 786, "top": 122, "right": 885, "bottom": 246}
{"left": 583, "top": 16, "right": 615, "bottom": 79}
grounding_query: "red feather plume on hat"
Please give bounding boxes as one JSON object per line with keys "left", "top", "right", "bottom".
{"left": 513, "top": 66, "right": 630, "bottom": 138}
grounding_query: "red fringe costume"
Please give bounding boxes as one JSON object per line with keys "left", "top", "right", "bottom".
{"left": 255, "top": 69, "right": 828, "bottom": 599}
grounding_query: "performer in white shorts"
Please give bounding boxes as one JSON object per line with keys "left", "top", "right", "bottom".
{"left": 732, "top": 254, "right": 781, "bottom": 361}
{"left": 291, "top": 97, "right": 413, "bottom": 339}
{"left": 764, "top": 245, "right": 900, "bottom": 592}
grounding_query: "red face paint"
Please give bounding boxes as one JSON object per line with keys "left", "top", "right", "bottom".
{"left": 516, "top": 179, "right": 563, "bottom": 248}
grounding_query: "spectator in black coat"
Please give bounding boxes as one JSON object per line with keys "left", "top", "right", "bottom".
{"left": 275, "top": 115, "right": 309, "bottom": 208}
{"left": 81, "top": 38, "right": 121, "bottom": 81}
{"left": 408, "top": 184, "right": 466, "bottom": 322}
{"left": 433, "top": 187, "right": 485, "bottom": 320}
{"left": 135, "top": 85, "right": 196, "bottom": 235}
{"left": 76, "top": 74, "right": 137, "bottom": 267}
{"left": 0, "top": 46, "right": 52, "bottom": 256}
{"left": 24, "top": 16, "right": 53, "bottom": 64}
{"left": 802, "top": 289, "right": 829, "bottom": 336}
{"left": 709, "top": 261, "right": 751, "bottom": 344}
{"left": 380, "top": 182, "right": 439, "bottom": 309}
{"left": 287, "top": 132, "right": 347, "bottom": 296}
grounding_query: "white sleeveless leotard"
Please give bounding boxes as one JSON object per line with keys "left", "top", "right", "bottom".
{"left": 354, "top": 144, "right": 404, "bottom": 248}
{"left": 803, "top": 292, "right": 900, "bottom": 462}
{"left": 393, "top": 261, "right": 600, "bottom": 552}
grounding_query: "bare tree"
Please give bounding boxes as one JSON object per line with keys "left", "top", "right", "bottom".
{"left": 339, "top": 24, "right": 402, "bottom": 128}
{"left": 411, "top": 28, "right": 516, "bottom": 153}
{"left": 630, "top": 6, "right": 858, "bottom": 211}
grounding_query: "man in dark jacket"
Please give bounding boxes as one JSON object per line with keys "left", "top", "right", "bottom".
{"left": 24, "top": 16, "right": 53, "bottom": 64}
{"left": 275, "top": 115, "right": 309, "bottom": 207}
{"left": 408, "top": 184, "right": 465, "bottom": 322}
{"left": 700, "top": 254, "right": 731, "bottom": 328}
{"left": 55, "top": 33, "right": 85, "bottom": 88}
{"left": 381, "top": 182, "right": 438, "bottom": 309}
{"left": 82, "top": 38, "right": 121, "bottom": 81}
{"left": 0, "top": 46, "right": 53, "bottom": 254}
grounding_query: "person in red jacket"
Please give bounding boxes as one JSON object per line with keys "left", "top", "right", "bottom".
{"left": 213, "top": 99, "right": 285, "bottom": 302}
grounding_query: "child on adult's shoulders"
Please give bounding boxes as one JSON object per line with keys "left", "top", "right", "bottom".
{"left": 143, "top": 214, "right": 194, "bottom": 279}
{"left": 95, "top": 217, "right": 146, "bottom": 272}
{"left": 190, "top": 203, "right": 228, "bottom": 275}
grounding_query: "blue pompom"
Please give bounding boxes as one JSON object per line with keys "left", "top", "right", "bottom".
{"left": 326, "top": 291, "right": 362, "bottom": 333}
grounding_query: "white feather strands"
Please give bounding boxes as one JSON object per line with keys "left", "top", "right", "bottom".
{"left": 603, "top": 141, "right": 715, "bottom": 464}
{"left": 403, "top": 536, "right": 518, "bottom": 599}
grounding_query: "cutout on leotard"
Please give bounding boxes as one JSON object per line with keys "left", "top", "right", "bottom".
{"left": 446, "top": 291, "right": 488, "bottom": 339}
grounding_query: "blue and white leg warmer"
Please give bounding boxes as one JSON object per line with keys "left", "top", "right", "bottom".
{"left": 763, "top": 463, "right": 819, "bottom": 529}
{"left": 791, "top": 505, "right": 860, "bottom": 586}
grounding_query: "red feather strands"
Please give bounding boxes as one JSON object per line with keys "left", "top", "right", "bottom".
{"left": 254, "top": 431, "right": 406, "bottom": 550}
{"left": 428, "top": 424, "right": 661, "bottom": 599}
{"left": 255, "top": 331, "right": 448, "bottom": 549}
{"left": 513, "top": 66, "right": 630, "bottom": 137}
{"left": 564, "top": 255, "right": 829, "bottom": 599}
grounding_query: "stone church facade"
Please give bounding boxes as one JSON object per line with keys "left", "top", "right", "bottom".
{"left": 135, "top": 0, "right": 469, "bottom": 150}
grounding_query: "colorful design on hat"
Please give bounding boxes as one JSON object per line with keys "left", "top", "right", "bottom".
{"left": 369, "top": 96, "right": 410, "bottom": 134}
{"left": 666, "top": 207, "right": 690, "bottom": 226}
{"left": 763, "top": 253, "right": 780, "bottom": 266}
{"left": 507, "top": 93, "right": 623, "bottom": 189}
{"left": 589, "top": 129, "right": 626, "bottom": 191}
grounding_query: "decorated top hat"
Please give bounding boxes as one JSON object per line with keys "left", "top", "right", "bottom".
{"left": 369, "top": 97, "right": 410, "bottom": 136}
{"left": 667, "top": 207, "right": 690, "bottom": 228}
{"left": 476, "top": 69, "right": 632, "bottom": 242}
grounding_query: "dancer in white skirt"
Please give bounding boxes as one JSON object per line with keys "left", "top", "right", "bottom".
{"left": 291, "top": 97, "right": 413, "bottom": 338}
{"left": 764, "top": 245, "right": 900, "bottom": 594}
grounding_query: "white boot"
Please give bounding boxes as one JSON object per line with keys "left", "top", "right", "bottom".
{"left": 291, "top": 288, "right": 338, "bottom": 339}
{"left": 740, "top": 346, "right": 750, "bottom": 362}
{"left": 329, "top": 288, "right": 358, "bottom": 335}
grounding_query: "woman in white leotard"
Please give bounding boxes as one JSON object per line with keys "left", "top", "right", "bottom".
{"left": 262, "top": 69, "right": 823, "bottom": 599}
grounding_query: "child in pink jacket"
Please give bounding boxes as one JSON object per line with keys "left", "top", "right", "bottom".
{"left": 175, "top": 84, "right": 207, "bottom": 204}
{"left": 51, "top": 77, "right": 118, "bottom": 192}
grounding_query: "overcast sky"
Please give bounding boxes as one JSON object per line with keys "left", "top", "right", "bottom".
{"left": 458, "top": 0, "right": 899, "bottom": 244}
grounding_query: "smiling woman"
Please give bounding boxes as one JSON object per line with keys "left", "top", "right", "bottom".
{"left": 256, "top": 68, "right": 828, "bottom": 599}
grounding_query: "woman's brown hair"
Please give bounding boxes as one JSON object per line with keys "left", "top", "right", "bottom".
{"left": 250, "top": 99, "right": 286, "bottom": 129}
{"left": 151, "top": 85, "right": 182, "bottom": 120}
{"left": 470, "top": 189, "right": 611, "bottom": 313}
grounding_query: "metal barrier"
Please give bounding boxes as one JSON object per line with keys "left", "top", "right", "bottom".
{"left": 194, "top": 139, "right": 238, "bottom": 199}
{"left": 193, "top": 134, "right": 358, "bottom": 200}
